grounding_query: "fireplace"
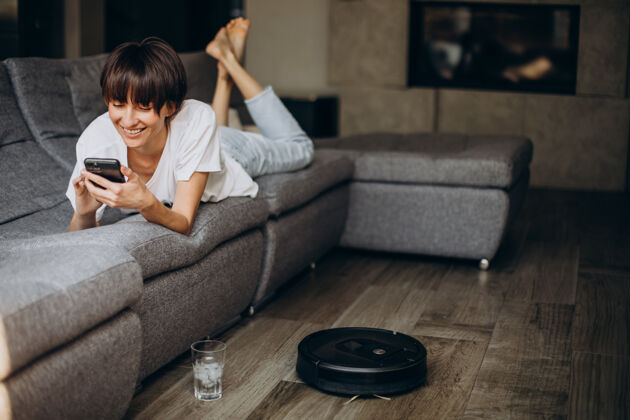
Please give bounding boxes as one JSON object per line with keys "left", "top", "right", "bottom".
{"left": 408, "top": 1, "right": 580, "bottom": 94}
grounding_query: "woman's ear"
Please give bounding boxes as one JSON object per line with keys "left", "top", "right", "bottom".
{"left": 166, "top": 102, "right": 177, "bottom": 117}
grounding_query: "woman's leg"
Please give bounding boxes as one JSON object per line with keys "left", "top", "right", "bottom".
{"left": 206, "top": 19, "right": 314, "bottom": 177}
{"left": 208, "top": 18, "right": 250, "bottom": 126}
{"left": 210, "top": 61, "right": 232, "bottom": 126}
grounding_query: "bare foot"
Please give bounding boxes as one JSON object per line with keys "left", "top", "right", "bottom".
{"left": 226, "top": 17, "right": 250, "bottom": 63}
{"left": 205, "top": 27, "right": 234, "bottom": 64}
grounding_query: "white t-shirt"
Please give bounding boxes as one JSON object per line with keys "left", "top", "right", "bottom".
{"left": 66, "top": 99, "right": 258, "bottom": 221}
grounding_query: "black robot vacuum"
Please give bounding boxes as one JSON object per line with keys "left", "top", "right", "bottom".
{"left": 296, "top": 327, "right": 427, "bottom": 396}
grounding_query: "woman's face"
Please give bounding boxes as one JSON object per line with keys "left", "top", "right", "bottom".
{"left": 107, "top": 99, "right": 172, "bottom": 151}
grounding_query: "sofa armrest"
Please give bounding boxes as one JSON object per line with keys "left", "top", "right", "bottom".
{"left": 0, "top": 244, "right": 142, "bottom": 380}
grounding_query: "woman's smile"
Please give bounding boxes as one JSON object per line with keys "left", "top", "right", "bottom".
{"left": 120, "top": 125, "right": 146, "bottom": 137}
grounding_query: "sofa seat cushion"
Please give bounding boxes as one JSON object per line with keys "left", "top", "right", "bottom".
{"left": 0, "top": 200, "right": 73, "bottom": 240}
{"left": 0, "top": 202, "right": 134, "bottom": 241}
{"left": 0, "top": 142, "right": 70, "bottom": 225}
{"left": 256, "top": 149, "right": 354, "bottom": 217}
{"left": 0, "top": 244, "right": 142, "bottom": 381}
{"left": 315, "top": 133, "right": 533, "bottom": 189}
{"left": 0, "top": 197, "right": 269, "bottom": 279}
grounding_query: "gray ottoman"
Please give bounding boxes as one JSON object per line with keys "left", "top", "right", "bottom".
{"left": 315, "top": 133, "right": 533, "bottom": 269}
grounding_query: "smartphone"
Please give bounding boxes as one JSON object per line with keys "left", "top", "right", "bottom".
{"left": 84, "top": 158, "right": 125, "bottom": 187}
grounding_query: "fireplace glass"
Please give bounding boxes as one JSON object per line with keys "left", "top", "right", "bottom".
{"left": 408, "top": 1, "right": 580, "bottom": 94}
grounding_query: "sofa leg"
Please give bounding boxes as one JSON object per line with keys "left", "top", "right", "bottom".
{"left": 479, "top": 259, "right": 490, "bottom": 271}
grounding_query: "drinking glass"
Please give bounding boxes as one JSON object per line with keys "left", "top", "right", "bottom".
{"left": 191, "top": 340, "right": 226, "bottom": 401}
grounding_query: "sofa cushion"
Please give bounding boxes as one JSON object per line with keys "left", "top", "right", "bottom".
{"left": 0, "top": 141, "right": 70, "bottom": 225}
{"left": 0, "top": 64, "right": 33, "bottom": 147}
{"left": 0, "top": 244, "right": 142, "bottom": 381}
{"left": 65, "top": 54, "right": 109, "bottom": 131}
{"left": 0, "top": 65, "right": 70, "bottom": 225}
{"left": 0, "top": 201, "right": 133, "bottom": 241}
{"left": 138, "top": 230, "right": 263, "bottom": 379}
{"left": 5, "top": 57, "right": 86, "bottom": 169}
{"left": 0, "top": 200, "right": 68, "bottom": 240}
{"left": 252, "top": 184, "right": 349, "bottom": 308}
{"left": 116, "top": 196, "right": 268, "bottom": 278}
{"left": 0, "top": 311, "right": 142, "bottom": 420}
{"left": 0, "top": 197, "right": 269, "bottom": 279}
{"left": 315, "top": 133, "right": 533, "bottom": 189}
{"left": 256, "top": 149, "right": 354, "bottom": 217}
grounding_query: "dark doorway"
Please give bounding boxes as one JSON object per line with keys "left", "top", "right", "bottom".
{"left": 0, "top": 0, "right": 64, "bottom": 60}
{"left": 105, "top": 0, "right": 242, "bottom": 53}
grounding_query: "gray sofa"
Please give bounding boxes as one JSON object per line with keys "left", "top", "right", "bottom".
{"left": 0, "top": 52, "right": 531, "bottom": 419}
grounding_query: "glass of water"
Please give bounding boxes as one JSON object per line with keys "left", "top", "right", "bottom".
{"left": 191, "top": 340, "right": 226, "bottom": 401}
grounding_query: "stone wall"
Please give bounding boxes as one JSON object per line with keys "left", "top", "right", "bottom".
{"left": 244, "top": 0, "right": 331, "bottom": 93}
{"left": 329, "top": 0, "right": 630, "bottom": 191}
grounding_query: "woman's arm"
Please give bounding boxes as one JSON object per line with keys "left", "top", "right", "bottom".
{"left": 141, "top": 171, "right": 209, "bottom": 235}
{"left": 69, "top": 211, "right": 100, "bottom": 231}
{"left": 81, "top": 165, "right": 209, "bottom": 236}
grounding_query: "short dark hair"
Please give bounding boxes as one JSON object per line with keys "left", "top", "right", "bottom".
{"left": 100, "top": 37, "right": 187, "bottom": 126}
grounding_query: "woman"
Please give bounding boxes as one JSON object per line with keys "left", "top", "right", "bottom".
{"left": 67, "top": 18, "right": 313, "bottom": 235}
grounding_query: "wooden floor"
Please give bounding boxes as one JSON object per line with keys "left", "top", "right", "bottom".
{"left": 125, "top": 189, "right": 630, "bottom": 420}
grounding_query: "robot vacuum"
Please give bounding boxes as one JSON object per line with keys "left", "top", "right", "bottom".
{"left": 296, "top": 327, "right": 427, "bottom": 396}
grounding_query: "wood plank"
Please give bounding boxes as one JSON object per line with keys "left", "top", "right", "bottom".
{"left": 569, "top": 352, "right": 630, "bottom": 420}
{"left": 248, "top": 336, "right": 487, "bottom": 420}
{"left": 124, "top": 362, "right": 190, "bottom": 419}
{"left": 504, "top": 241, "right": 579, "bottom": 305}
{"left": 245, "top": 381, "right": 343, "bottom": 420}
{"left": 259, "top": 250, "right": 392, "bottom": 325}
{"left": 572, "top": 270, "right": 630, "bottom": 356}
{"left": 131, "top": 317, "right": 324, "bottom": 419}
{"left": 579, "top": 231, "right": 630, "bottom": 276}
{"left": 464, "top": 302, "right": 574, "bottom": 418}
{"left": 331, "top": 269, "right": 505, "bottom": 342}
{"left": 369, "top": 255, "right": 450, "bottom": 291}
{"left": 413, "top": 266, "right": 506, "bottom": 342}
{"left": 331, "top": 285, "right": 430, "bottom": 332}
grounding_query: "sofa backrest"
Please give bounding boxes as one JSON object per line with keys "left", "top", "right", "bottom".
{"left": 4, "top": 55, "right": 106, "bottom": 171}
{"left": 0, "top": 63, "right": 69, "bottom": 225}
{"left": 179, "top": 51, "right": 245, "bottom": 107}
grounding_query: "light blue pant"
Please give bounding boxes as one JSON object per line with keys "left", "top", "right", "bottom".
{"left": 219, "top": 86, "right": 314, "bottom": 178}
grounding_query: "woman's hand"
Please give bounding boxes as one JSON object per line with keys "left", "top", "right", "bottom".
{"left": 72, "top": 173, "right": 102, "bottom": 216}
{"left": 81, "top": 165, "right": 153, "bottom": 212}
